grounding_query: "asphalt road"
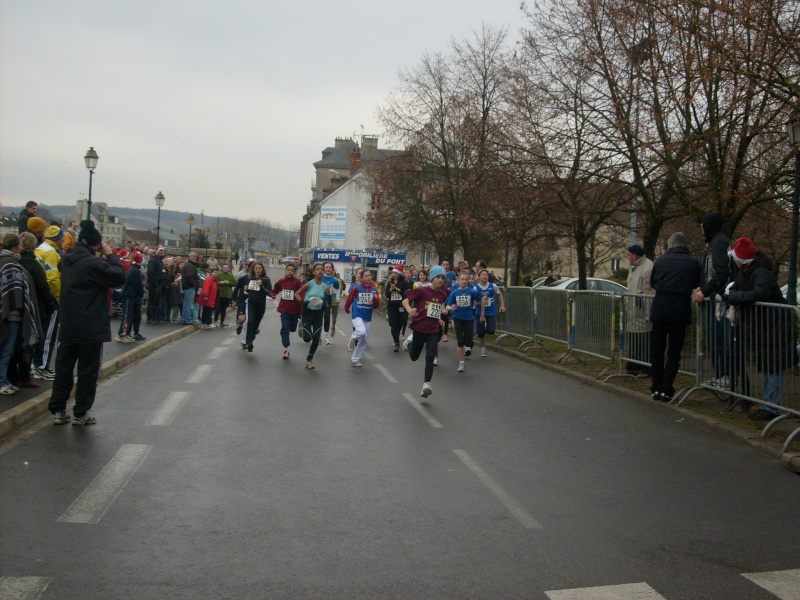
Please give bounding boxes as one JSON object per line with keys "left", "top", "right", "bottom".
{"left": 1, "top": 302, "right": 799, "bottom": 599}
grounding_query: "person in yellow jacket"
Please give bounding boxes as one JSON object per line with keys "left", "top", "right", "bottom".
{"left": 33, "top": 225, "right": 64, "bottom": 380}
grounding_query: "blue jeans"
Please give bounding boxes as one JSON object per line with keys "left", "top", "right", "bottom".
{"left": 0, "top": 320, "right": 20, "bottom": 387}
{"left": 763, "top": 373, "right": 782, "bottom": 413}
{"left": 279, "top": 312, "right": 300, "bottom": 348}
{"left": 182, "top": 288, "right": 195, "bottom": 324}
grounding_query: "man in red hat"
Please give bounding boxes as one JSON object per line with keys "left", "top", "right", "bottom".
{"left": 384, "top": 262, "right": 411, "bottom": 351}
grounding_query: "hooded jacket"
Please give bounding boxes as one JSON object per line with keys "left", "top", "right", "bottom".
{"left": 0, "top": 250, "right": 41, "bottom": 361}
{"left": 700, "top": 212, "right": 730, "bottom": 298}
{"left": 58, "top": 243, "right": 125, "bottom": 343}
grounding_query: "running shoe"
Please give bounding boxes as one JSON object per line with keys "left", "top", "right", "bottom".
{"left": 352, "top": 362, "right": 363, "bottom": 368}
{"left": 305, "top": 360, "right": 315, "bottom": 369}
{"left": 247, "top": 344, "right": 254, "bottom": 352}
{"left": 464, "top": 347, "right": 472, "bottom": 357}
{"left": 33, "top": 368, "right": 55, "bottom": 380}
{"left": 433, "top": 356, "right": 438, "bottom": 366}
{"left": 53, "top": 411, "right": 71, "bottom": 425}
{"left": 420, "top": 382, "right": 432, "bottom": 398}
{"left": 480, "top": 347, "right": 488, "bottom": 357}
{"left": 323, "top": 336, "right": 331, "bottom": 345}
{"left": 347, "top": 337, "right": 355, "bottom": 352}
{"left": 282, "top": 349, "right": 290, "bottom": 360}
{"left": 393, "top": 344, "right": 399, "bottom": 352}
{"left": 403, "top": 334, "right": 413, "bottom": 352}
{"left": 241, "top": 342, "right": 248, "bottom": 350}
{"left": 457, "top": 363, "right": 465, "bottom": 373}
{"left": 72, "top": 412, "right": 97, "bottom": 426}
{"left": 132, "top": 333, "right": 146, "bottom": 341}
{"left": 0, "top": 385, "right": 16, "bottom": 395}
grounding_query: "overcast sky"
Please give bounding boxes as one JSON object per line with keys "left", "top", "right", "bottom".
{"left": 1, "top": 1, "right": 526, "bottom": 229}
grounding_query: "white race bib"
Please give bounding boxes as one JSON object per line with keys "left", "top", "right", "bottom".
{"left": 483, "top": 296, "right": 494, "bottom": 307}
{"left": 391, "top": 292, "right": 402, "bottom": 302}
{"left": 281, "top": 289, "right": 294, "bottom": 300}
{"left": 358, "top": 292, "right": 373, "bottom": 304}
{"left": 248, "top": 280, "right": 261, "bottom": 291}
{"left": 427, "top": 301, "right": 442, "bottom": 319}
{"left": 456, "top": 295, "right": 471, "bottom": 307}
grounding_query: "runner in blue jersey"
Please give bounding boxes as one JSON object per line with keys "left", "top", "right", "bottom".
{"left": 344, "top": 269, "right": 380, "bottom": 367}
{"left": 474, "top": 268, "right": 506, "bottom": 357}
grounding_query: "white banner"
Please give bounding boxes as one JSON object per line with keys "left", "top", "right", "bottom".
{"left": 320, "top": 206, "right": 347, "bottom": 240}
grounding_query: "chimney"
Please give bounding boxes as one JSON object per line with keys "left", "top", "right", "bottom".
{"left": 350, "top": 147, "right": 362, "bottom": 173}
{"left": 362, "top": 135, "right": 378, "bottom": 158}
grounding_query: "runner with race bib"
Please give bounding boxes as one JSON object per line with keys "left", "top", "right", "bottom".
{"left": 384, "top": 263, "right": 411, "bottom": 352}
{"left": 446, "top": 271, "right": 481, "bottom": 373}
{"left": 344, "top": 269, "right": 380, "bottom": 367}
{"left": 269, "top": 263, "right": 304, "bottom": 360}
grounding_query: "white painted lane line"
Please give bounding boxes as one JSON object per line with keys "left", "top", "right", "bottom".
{"left": 364, "top": 352, "right": 374, "bottom": 360}
{"left": 545, "top": 583, "right": 665, "bottom": 599}
{"left": 402, "top": 393, "right": 442, "bottom": 428}
{"left": 742, "top": 569, "right": 800, "bottom": 599}
{"left": 454, "top": 449, "right": 542, "bottom": 530}
{"left": 58, "top": 444, "right": 152, "bottom": 524}
{"left": 221, "top": 337, "right": 233, "bottom": 345}
{"left": 186, "top": 364, "right": 213, "bottom": 384}
{"left": 145, "top": 391, "right": 191, "bottom": 426}
{"left": 207, "top": 346, "right": 226, "bottom": 360}
{"left": 0, "top": 576, "right": 52, "bottom": 599}
{"left": 375, "top": 364, "right": 397, "bottom": 383}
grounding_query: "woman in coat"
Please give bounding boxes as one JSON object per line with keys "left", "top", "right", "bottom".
{"left": 198, "top": 267, "right": 219, "bottom": 329}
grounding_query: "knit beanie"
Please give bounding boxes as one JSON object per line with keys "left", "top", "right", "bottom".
{"left": 429, "top": 265, "right": 446, "bottom": 280}
{"left": 627, "top": 244, "right": 645, "bottom": 257}
{"left": 78, "top": 220, "right": 102, "bottom": 246}
{"left": 731, "top": 237, "right": 756, "bottom": 264}
{"left": 45, "top": 226, "right": 64, "bottom": 242}
{"left": 27, "top": 217, "right": 46, "bottom": 236}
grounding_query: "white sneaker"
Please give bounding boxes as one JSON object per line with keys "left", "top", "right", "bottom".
{"left": 352, "top": 362, "right": 363, "bottom": 368}
{"left": 403, "top": 334, "right": 413, "bottom": 352}
{"left": 457, "top": 362, "right": 465, "bottom": 373}
{"left": 480, "top": 347, "right": 488, "bottom": 357}
{"left": 420, "top": 382, "right": 432, "bottom": 398}
{"left": 323, "top": 336, "right": 331, "bottom": 345}
{"left": 433, "top": 356, "right": 438, "bottom": 366}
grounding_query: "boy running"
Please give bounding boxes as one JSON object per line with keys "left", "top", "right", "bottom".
{"left": 474, "top": 269, "right": 506, "bottom": 356}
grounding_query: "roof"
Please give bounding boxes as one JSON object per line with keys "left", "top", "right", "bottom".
{"left": 313, "top": 139, "right": 359, "bottom": 169}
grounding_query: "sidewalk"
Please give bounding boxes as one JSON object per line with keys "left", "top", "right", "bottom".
{"left": 0, "top": 319, "right": 202, "bottom": 440}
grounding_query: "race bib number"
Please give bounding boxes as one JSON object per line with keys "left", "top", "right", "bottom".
{"left": 391, "top": 292, "right": 402, "bottom": 302}
{"left": 483, "top": 296, "right": 494, "bottom": 307}
{"left": 427, "top": 301, "right": 443, "bottom": 319}
{"left": 248, "top": 280, "right": 261, "bottom": 291}
{"left": 281, "top": 289, "right": 294, "bottom": 300}
{"left": 358, "top": 292, "right": 373, "bottom": 304}
{"left": 456, "top": 295, "right": 471, "bottom": 307}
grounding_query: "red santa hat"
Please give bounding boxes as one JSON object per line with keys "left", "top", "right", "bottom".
{"left": 392, "top": 263, "right": 405, "bottom": 276}
{"left": 118, "top": 249, "right": 130, "bottom": 260}
{"left": 731, "top": 237, "right": 756, "bottom": 264}
{"left": 131, "top": 251, "right": 144, "bottom": 264}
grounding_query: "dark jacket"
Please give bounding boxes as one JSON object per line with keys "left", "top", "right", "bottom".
{"left": 181, "top": 260, "right": 200, "bottom": 291}
{"left": 650, "top": 247, "right": 702, "bottom": 325}
{"left": 19, "top": 250, "right": 57, "bottom": 318}
{"left": 146, "top": 255, "right": 166, "bottom": 287}
{"left": 726, "top": 252, "right": 796, "bottom": 373}
{"left": 243, "top": 276, "right": 272, "bottom": 305}
{"left": 121, "top": 263, "right": 145, "bottom": 300}
{"left": 17, "top": 208, "right": 33, "bottom": 234}
{"left": 700, "top": 212, "right": 730, "bottom": 298}
{"left": 384, "top": 275, "right": 411, "bottom": 307}
{"left": 58, "top": 243, "right": 126, "bottom": 343}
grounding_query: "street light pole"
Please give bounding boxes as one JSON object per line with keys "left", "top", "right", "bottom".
{"left": 155, "top": 192, "right": 165, "bottom": 248}
{"left": 187, "top": 214, "right": 195, "bottom": 253}
{"left": 787, "top": 114, "right": 800, "bottom": 306}
{"left": 84, "top": 147, "right": 99, "bottom": 221}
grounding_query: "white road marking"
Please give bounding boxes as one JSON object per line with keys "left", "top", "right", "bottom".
{"left": 207, "top": 346, "right": 226, "bottom": 360}
{"left": 364, "top": 352, "right": 373, "bottom": 360}
{"left": 186, "top": 364, "right": 213, "bottom": 384}
{"left": 145, "top": 391, "right": 191, "bottom": 426}
{"left": 545, "top": 582, "right": 665, "bottom": 599}
{"left": 221, "top": 337, "right": 233, "bottom": 345}
{"left": 454, "top": 449, "right": 542, "bottom": 530}
{"left": 375, "top": 364, "right": 397, "bottom": 383}
{"left": 57, "top": 444, "right": 152, "bottom": 524}
{"left": 402, "top": 393, "right": 442, "bottom": 428}
{"left": 0, "top": 576, "right": 51, "bottom": 599}
{"left": 742, "top": 569, "right": 800, "bottom": 599}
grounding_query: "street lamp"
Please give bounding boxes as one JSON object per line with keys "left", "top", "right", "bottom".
{"left": 787, "top": 113, "right": 800, "bottom": 306}
{"left": 84, "top": 147, "right": 99, "bottom": 221}
{"left": 154, "top": 191, "right": 165, "bottom": 248}
{"left": 187, "top": 214, "right": 195, "bottom": 252}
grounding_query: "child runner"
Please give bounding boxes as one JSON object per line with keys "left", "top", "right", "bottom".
{"left": 295, "top": 263, "right": 327, "bottom": 369}
{"left": 344, "top": 269, "right": 380, "bottom": 367}
{"left": 474, "top": 268, "right": 506, "bottom": 357}
{"left": 446, "top": 271, "right": 481, "bottom": 372}
{"left": 269, "top": 263, "right": 304, "bottom": 360}
{"left": 402, "top": 265, "right": 449, "bottom": 397}
{"left": 321, "top": 262, "right": 341, "bottom": 345}
{"left": 242, "top": 261, "right": 272, "bottom": 352}
{"left": 384, "top": 263, "right": 411, "bottom": 351}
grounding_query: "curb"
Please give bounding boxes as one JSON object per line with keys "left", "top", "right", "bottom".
{"left": 490, "top": 343, "right": 800, "bottom": 472}
{"left": 0, "top": 324, "right": 200, "bottom": 441}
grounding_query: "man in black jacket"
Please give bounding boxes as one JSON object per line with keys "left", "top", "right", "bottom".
{"left": 146, "top": 246, "right": 167, "bottom": 324}
{"left": 181, "top": 251, "right": 200, "bottom": 325}
{"left": 48, "top": 220, "right": 125, "bottom": 425}
{"left": 650, "top": 232, "right": 702, "bottom": 401}
{"left": 692, "top": 211, "right": 732, "bottom": 388}
{"left": 17, "top": 201, "right": 38, "bottom": 233}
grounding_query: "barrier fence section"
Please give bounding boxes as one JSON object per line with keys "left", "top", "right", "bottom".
{"left": 568, "top": 290, "right": 616, "bottom": 367}
{"left": 496, "top": 286, "right": 540, "bottom": 351}
{"left": 532, "top": 289, "right": 571, "bottom": 348}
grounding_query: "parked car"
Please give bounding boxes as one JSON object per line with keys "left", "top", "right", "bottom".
{"left": 545, "top": 277, "right": 627, "bottom": 295}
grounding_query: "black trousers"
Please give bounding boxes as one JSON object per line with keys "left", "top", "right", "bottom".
{"left": 147, "top": 285, "right": 162, "bottom": 322}
{"left": 387, "top": 304, "right": 408, "bottom": 345}
{"left": 409, "top": 330, "right": 440, "bottom": 383}
{"left": 47, "top": 341, "right": 103, "bottom": 418}
{"left": 650, "top": 320, "right": 687, "bottom": 397}
{"left": 214, "top": 297, "right": 231, "bottom": 324}
{"left": 245, "top": 302, "right": 267, "bottom": 346}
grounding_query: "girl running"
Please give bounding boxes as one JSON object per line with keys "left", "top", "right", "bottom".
{"left": 295, "top": 263, "right": 327, "bottom": 369}
{"left": 474, "top": 269, "right": 506, "bottom": 357}
{"left": 344, "top": 269, "right": 380, "bottom": 367}
{"left": 243, "top": 261, "right": 272, "bottom": 352}
{"left": 446, "top": 271, "right": 481, "bottom": 372}
{"left": 384, "top": 264, "right": 411, "bottom": 351}
{"left": 269, "top": 264, "right": 304, "bottom": 359}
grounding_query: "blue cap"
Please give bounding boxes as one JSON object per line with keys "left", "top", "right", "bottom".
{"left": 429, "top": 265, "right": 446, "bottom": 280}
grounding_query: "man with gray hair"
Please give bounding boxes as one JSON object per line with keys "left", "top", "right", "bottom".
{"left": 648, "top": 232, "right": 702, "bottom": 401}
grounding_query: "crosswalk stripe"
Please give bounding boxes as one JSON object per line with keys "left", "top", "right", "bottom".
{"left": 145, "top": 391, "right": 191, "bottom": 425}
{"left": 0, "top": 576, "right": 51, "bottom": 599}
{"left": 57, "top": 444, "right": 152, "bottom": 524}
{"left": 742, "top": 568, "right": 800, "bottom": 599}
{"left": 545, "top": 582, "right": 665, "bottom": 599}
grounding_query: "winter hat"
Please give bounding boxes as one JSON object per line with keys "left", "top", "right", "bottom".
{"left": 118, "top": 249, "right": 130, "bottom": 260}
{"left": 131, "top": 251, "right": 144, "bottom": 264}
{"left": 26, "top": 217, "right": 46, "bottom": 236}
{"left": 731, "top": 237, "right": 756, "bottom": 264}
{"left": 45, "top": 225, "right": 64, "bottom": 242}
{"left": 156, "top": 245, "right": 165, "bottom": 254}
{"left": 429, "top": 265, "right": 446, "bottom": 280}
{"left": 702, "top": 212, "right": 725, "bottom": 243}
{"left": 392, "top": 263, "right": 405, "bottom": 276}
{"left": 627, "top": 244, "right": 645, "bottom": 257}
{"left": 78, "top": 220, "right": 102, "bottom": 246}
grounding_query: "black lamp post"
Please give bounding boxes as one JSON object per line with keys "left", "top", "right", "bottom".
{"left": 84, "top": 147, "right": 99, "bottom": 221}
{"left": 187, "top": 214, "right": 195, "bottom": 252}
{"left": 787, "top": 114, "right": 800, "bottom": 306}
{"left": 155, "top": 192, "right": 165, "bottom": 247}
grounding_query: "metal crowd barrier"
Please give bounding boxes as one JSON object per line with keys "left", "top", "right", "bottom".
{"left": 567, "top": 290, "right": 616, "bottom": 369}
{"left": 495, "top": 286, "right": 542, "bottom": 352}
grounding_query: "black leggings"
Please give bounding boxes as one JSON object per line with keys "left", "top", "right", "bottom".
{"left": 453, "top": 318, "right": 474, "bottom": 348}
{"left": 246, "top": 302, "right": 266, "bottom": 346}
{"left": 387, "top": 305, "right": 408, "bottom": 345}
{"left": 301, "top": 308, "right": 324, "bottom": 359}
{"left": 409, "top": 330, "right": 440, "bottom": 383}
